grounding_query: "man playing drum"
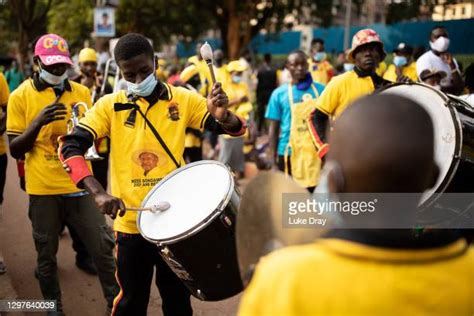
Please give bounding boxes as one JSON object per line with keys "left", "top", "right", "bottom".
{"left": 6, "top": 33, "right": 118, "bottom": 315}
{"left": 59, "top": 33, "right": 246, "bottom": 316}
{"left": 308, "top": 29, "right": 390, "bottom": 159}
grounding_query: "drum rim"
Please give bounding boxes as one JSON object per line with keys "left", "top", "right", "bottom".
{"left": 377, "top": 82, "right": 463, "bottom": 208}
{"left": 137, "top": 160, "right": 235, "bottom": 244}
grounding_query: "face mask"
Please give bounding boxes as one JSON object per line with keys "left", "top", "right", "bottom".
{"left": 433, "top": 84, "right": 441, "bottom": 90}
{"left": 393, "top": 55, "right": 408, "bottom": 67}
{"left": 343, "top": 63, "right": 354, "bottom": 72}
{"left": 39, "top": 65, "right": 67, "bottom": 86}
{"left": 430, "top": 36, "right": 450, "bottom": 53}
{"left": 126, "top": 69, "right": 157, "bottom": 97}
{"left": 231, "top": 75, "right": 242, "bottom": 84}
{"left": 313, "top": 52, "right": 326, "bottom": 62}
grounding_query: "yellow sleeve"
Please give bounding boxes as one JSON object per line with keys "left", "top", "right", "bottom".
{"left": 315, "top": 77, "right": 341, "bottom": 116}
{"left": 179, "top": 64, "right": 199, "bottom": 83}
{"left": 185, "top": 89, "right": 210, "bottom": 130}
{"left": 6, "top": 89, "right": 25, "bottom": 136}
{"left": 0, "top": 73, "right": 10, "bottom": 105}
{"left": 236, "top": 102, "right": 253, "bottom": 120}
{"left": 78, "top": 93, "right": 112, "bottom": 139}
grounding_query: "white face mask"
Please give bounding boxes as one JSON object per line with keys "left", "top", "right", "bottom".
{"left": 39, "top": 65, "right": 67, "bottom": 86}
{"left": 433, "top": 84, "right": 442, "bottom": 90}
{"left": 430, "top": 36, "right": 450, "bottom": 53}
{"left": 126, "top": 68, "right": 157, "bottom": 97}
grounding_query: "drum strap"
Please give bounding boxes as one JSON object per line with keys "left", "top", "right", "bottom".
{"left": 135, "top": 108, "right": 181, "bottom": 168}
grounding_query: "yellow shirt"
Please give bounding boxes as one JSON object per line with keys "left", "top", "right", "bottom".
{"left": 238, "top": 238, "right": 474, "bottom": 316}
{"left": 376, "top": 61, "right": 387, "bottom": 77}
{"left": 316, "top": 70, "right": 375, "bottom": 118}
{"left": 224, "top": 81, "right": 252, "bottom": 139}
{"left": 7, "top": 79, "right": 92, "bottom": 195}
{"left": 383, "top": 62, "right": 418, "bottom": 82}
{"left": 78, "top": 83, "right": 210, "bottom": 233}
{"left": 0, "top": 73, "right": 10, "bottom": 155}
{"left": 180, "top": 56, "right": 213, "bottom": 97}
{"left": 308, "top": 59, "right": 334, "bottom": 85}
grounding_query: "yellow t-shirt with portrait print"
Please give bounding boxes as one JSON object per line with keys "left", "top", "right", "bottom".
{"left": 7, "top": 78, "right": 92, "bottom": 195}
{"left": 315, "top": 70, "right": 375, "bottom": 119}
{"left": 78, "top": 83, "right": 210, "bottom": 234}
{"left": 0, "top": 73, "right": 10, "bottom": 156}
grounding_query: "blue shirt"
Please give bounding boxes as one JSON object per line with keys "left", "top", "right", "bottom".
{"left": 265, "top": 82, "right": 325, "bottom": 156}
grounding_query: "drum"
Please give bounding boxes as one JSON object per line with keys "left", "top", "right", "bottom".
{"left": 137, "top": 160, "right": 243, "bottom": 301}
{"left": 379, "top": 83, "right": 474, "bottom": 208}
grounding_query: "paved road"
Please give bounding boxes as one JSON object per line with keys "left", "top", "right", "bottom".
{"left": 0, "top": 154, "right": 241, "bottom": 315}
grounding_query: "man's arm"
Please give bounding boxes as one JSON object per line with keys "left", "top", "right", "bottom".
{"left": 267, "top": 119, "right": 280, "bottom": 169}
{"left": 59, "top": 126, "right": 125, "bottom": 219}
{"left": 308, "top": 108, "right": 330, "bottom": 158}
{"left": 9, "top": 102, "right": 67, "bottom": 159}
{"left": 441, "top": 53, "right": 464, "bottom": 95}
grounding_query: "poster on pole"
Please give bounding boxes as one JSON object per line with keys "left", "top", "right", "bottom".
{"left": 94, "top": 7, "right": 116, "bottom": 37}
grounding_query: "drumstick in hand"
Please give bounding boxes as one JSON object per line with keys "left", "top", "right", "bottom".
{"left": 126, "top": 202, "right": 171, "bottom": 213}
{"left": 200, "top": 42, "right": 216, "bottom": 85}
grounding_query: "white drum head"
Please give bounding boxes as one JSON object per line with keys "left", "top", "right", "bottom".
{"left": 380, "top": 84, "right": 460, "bottom": 204}
{"left": 138, "top": 161, "right": 233, "bottom": 242}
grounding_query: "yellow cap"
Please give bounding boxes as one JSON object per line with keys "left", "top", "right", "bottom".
{"left": 78, "top": 48, "right": 97, "bottom": 63}
{"left": 227, "top": 60, "right": 247, "bottom": 73}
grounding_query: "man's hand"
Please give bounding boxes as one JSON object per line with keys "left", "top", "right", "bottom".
{"left": 93, "top": 192, "right": 126, "bottom": 219}
{"left": 441, "top": 52, "right": 456, "bottom": 69}
{"left": 207, "top": 82, "right": 230, "bottom": 122}
{"left": 34, "top": 103, "right": 67, "bottom": 127}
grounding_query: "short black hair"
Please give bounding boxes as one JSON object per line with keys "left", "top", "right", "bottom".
{"left": 264, "top": 53, "right": 272, "bottom": 63}
{"left": 114, "top": 33, "right": 154, "bottom": 62}
{"left": 431, "top": 25, "right": 446, "bottom": 35}
{"left": 465, "top": 63, "right": 474, "bottom": 90}
{"left": 288, "top": 49, "right": 307, "bottom": 59}
{"left": 311, "top": 38, "right": 324, "bottom": 46}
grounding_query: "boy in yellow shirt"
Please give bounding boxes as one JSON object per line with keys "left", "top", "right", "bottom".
{"left": 59, "top": 33, "right": 245, "bottom": 316}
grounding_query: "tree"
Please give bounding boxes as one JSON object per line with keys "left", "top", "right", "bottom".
{"left": 9, "top": 0, "right": 52, "bottom": 66}
{"left": 47, "top": 0, "right": 94, "bottom": 52}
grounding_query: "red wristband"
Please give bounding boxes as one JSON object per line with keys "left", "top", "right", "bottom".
{"left": 16, "top": 160, "right": 25, "bottom": 177}
{"left": 319, "top": 144, "right": 329, "bottom": 159}
{"left": 62, "top": 156, "right": 92, "bottom": 186}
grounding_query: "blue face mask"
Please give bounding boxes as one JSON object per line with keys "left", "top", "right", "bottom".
{"left": 126, "top": 69, "right": 157, "bottom": 97}
{"left": 393, "top": 55, "right": 408, "bottom": 67}
{"left": 314, "top": 52, "right": 326, "bottom": 62}
{"left": 231, "top": 75, "right": 242, "bottom": 84}
{"left": 343, "top": 63, "right": 354, "bottom": 72}
{"left": 39, "top": 65, "right": 67, "bottom": 86}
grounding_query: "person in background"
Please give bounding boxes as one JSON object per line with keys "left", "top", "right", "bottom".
{"left": 308, "top": 29, "right": 390, "bottom": 160}
{"left": 0, "top": 72, "right": 9, "bottom": 275}
{"left": 383, "top": 43, "right": 417, "bottom": 83}
{"left": 256, "top": 53, "right": 278, "bottom": 133}
{"left": 218, "top": 60, "right": 253, "bottom": 179}
{"left": 266, "top": 50, "right": 325, "bottom": 191}
{"left": 5, "top": 60, "right": 24, "bottom": 92}
{"left": 308, "top": 38, "right": 335, "bottom": 85}
{"left": 238, "top": 93, "right": 474, "bottom": 316}
{"left": 460, "top": 63, "right": 474, "bottom": 106}
{"left": 416, "top": 26, "right": 464, "bottom": 95}
{"left": 419, "top": 69, "right": 446, "bottom": 90}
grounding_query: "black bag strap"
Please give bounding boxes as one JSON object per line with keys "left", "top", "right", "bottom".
{"left": 135, "top": 107, "right": 181, "bottom": 168}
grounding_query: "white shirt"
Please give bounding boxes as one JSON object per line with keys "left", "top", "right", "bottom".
{"left": 416, "top": 50, "right": 459, "bottom": 87}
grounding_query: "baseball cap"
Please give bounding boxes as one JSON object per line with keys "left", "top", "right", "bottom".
{"left": 419, "top": 68, "right": 447, "bottom": 81}
{"left": 34, "top": 34, "right": 72, "bottom": 66}
{"left": 78, "top": 48, "right": 97, "bottom": 63}
{"left": 394, "top": 43, "right": 413, "bottom": 55}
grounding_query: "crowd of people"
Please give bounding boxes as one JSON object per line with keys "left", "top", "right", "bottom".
{"left": 0, "top": 24, "right": 472, "bottom": 315}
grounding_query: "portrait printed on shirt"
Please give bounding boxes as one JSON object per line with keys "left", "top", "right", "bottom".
{"left": 131, "top": 149, "right": 165, "bottom": 187}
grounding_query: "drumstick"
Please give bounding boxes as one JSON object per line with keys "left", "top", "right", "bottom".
{"left": 126, "top": 202, "right": 171, "bottom": 213}
{"left": 200, "top": 42, "right": 216, "bottom": 85}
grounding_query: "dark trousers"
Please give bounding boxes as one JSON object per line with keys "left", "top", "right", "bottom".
{"left": 112, "top": 233, "right": 192, "bottom": 316}
{"left": 0, "top": 154, "right": 7, "bottom": 204}
{"left": 29, "top": 194, "right": 118, "bottom": 309}
{"left": 91, "top": 153, "right": 109, "bottom": 191}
